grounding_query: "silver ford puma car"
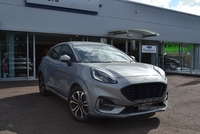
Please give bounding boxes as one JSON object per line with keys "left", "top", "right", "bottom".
{"left": 38, "top": 41, "right": 168, "bottom": 122}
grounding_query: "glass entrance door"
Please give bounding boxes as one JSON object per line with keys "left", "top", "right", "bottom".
{"left": 113, "top": 39, "right": 126, "bottom": 52}
{"left": 28, "top": 34, "right": 35, "bottom": 78}
{"left": 0, "top": 32, "right": 35, "bottom": 80}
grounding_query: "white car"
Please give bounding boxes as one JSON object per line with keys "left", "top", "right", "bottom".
{"left": 38, "top": 41, "right": 168, "bottom": 122}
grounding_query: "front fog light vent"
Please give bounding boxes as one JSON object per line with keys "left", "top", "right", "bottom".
{"left": 99, "top": 97, "right": 115, "bottom": 111}
{"left": 165, "top": 93, "right": 168, "bottom": 100}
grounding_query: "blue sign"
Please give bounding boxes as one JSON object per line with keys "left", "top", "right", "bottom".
{"left": 142, "top": 45, "right": 156, "bottom": 53}
{"left": 147, "top": 46, "right": 152, "bottom": 49}
{"left": 26, "top": 0, "right": 99, "bottom": 15}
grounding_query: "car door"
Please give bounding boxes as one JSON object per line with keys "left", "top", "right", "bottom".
{"left": 44, "top": 45, "right": 62, "bottom": 90}
{"left": 54, "top": 44, "right": 76, "bottom": 97}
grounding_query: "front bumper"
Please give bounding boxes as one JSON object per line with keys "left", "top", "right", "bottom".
{"left": 84, "top": 75, "right": 168, "bottom": 118}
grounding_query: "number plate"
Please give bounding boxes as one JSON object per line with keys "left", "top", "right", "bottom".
{"left": 134, "top": 98, "right": 159, "bottom": 107}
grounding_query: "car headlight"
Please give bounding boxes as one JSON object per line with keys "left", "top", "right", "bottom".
{"left": 153, "top": 66, "right": 166, "bottom": 80}
{"left": 91, "top": 68, "right": 117, "bottom": 84}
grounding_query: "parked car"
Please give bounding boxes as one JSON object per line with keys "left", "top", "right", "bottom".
{"left": 38, "top": 41, "right": 168, "bottom": 122}
{"left": 159, "top": 54, "right": 180, "bottom": 70}
{"left": 2, "top": 52, "right": 33, "bottom": 77}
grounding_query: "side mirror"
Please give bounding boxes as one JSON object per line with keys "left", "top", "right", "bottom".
{"left": 130, "top": 56, "right": 137, "bottom": 62}
{"left": 60, "top": 55, "right": 72, "bottom": 66}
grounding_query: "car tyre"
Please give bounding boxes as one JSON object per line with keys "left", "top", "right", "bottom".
{"left": 68, "top": 86, "right": 92, "bottom": 122}
{"left": 38, "top": 73, "right": 48, "bottom": 96}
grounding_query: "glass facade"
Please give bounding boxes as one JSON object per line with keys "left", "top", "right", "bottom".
{"left": 0, "top": 31, "right": 35, "bottom": 80}
{"left": 111, "top": 39, "right": 140, "bottom": 61}
{"left": 1, "top": 32, "right": 27, "bottom": 78}
{"left": 0, "top": 30, "right": 200, "bottom": 81}
{"left": 128, "top": 40, "right": 139, "bottom": 62}
{"left": 28, "top": 34, "right": 35, "bottom": 78}
{"left": 162, "top": 42, "right": 200, "bottom": 74}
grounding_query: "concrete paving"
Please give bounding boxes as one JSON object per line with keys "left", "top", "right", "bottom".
{"left": 0, "top": 75, "right": 200, "bottom": 134}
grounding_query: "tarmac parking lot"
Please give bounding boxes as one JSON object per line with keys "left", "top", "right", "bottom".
{"left": 0, "top": 75, "right": 200, "bottom": 134}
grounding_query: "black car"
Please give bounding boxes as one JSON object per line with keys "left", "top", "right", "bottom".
{"left": 159, "top": 54, "right": 180, "bottom": 70}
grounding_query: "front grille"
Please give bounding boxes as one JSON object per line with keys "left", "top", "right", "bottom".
{"left": 121, "top": 82, "right": 166, "bottom": 102}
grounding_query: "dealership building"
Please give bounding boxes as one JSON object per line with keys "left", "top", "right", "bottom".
{"left": 0, "top": 0, "right": 200, "bottom": 81}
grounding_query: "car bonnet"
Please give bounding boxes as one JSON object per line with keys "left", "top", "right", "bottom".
{"left": 89, "top": 63, "right": 159, "bottom": 78}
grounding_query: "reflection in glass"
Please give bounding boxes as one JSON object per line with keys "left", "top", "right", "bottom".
{"left": 74, "top": 44, "right": 132, "bottom": 63}
{"left": 0, "top": 32, "right": 28, "bottom": 78}
{"left": 163, "top": 42, "right": 195, "bottom": 73}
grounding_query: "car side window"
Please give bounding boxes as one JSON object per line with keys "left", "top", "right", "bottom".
{"left": 60, "top": 45, "right": 75, "bottom": 61}
{"left": 48, "top": 46, "right": 62, "bottom": 60}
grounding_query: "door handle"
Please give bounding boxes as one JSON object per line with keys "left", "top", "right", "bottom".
{"left": 55, "top": 65, "right": 59, "bottom": 68}
{"left": 45, "top": 61, "right": 48, "bottom": 64}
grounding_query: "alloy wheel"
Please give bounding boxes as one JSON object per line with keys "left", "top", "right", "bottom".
{"left": 70, "top": 90, "right": 89, "bottom": 119}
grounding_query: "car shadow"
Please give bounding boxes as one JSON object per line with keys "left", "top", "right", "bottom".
{"left": 176, "top": 80, "right": 200, "bottom": 87}
{"left": 0, "top": 80, "right": 38, "bottom": 89}
{"left": 0, "top": 93, "right": 160, "bottom": 134}
{"left": 90, "top": 116, "right": 160, "bottom": 134}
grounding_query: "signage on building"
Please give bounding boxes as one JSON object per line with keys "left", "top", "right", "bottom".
{"left": 165, "top": 42, "right": 194, "bottom": 52}
{"left": 26, "top": 0, "right": 99, "bottom": 15}
{"left": 142, "top": 45, "right": 156, "bottom": 53}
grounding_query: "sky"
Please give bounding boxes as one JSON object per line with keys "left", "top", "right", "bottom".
{"left": 129, "top": 0, "right": 200, "bottom": 16}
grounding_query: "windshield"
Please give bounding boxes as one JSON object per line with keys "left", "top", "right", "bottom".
{"left": 73, "top": 44, "right": 133, "bottom": 63}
